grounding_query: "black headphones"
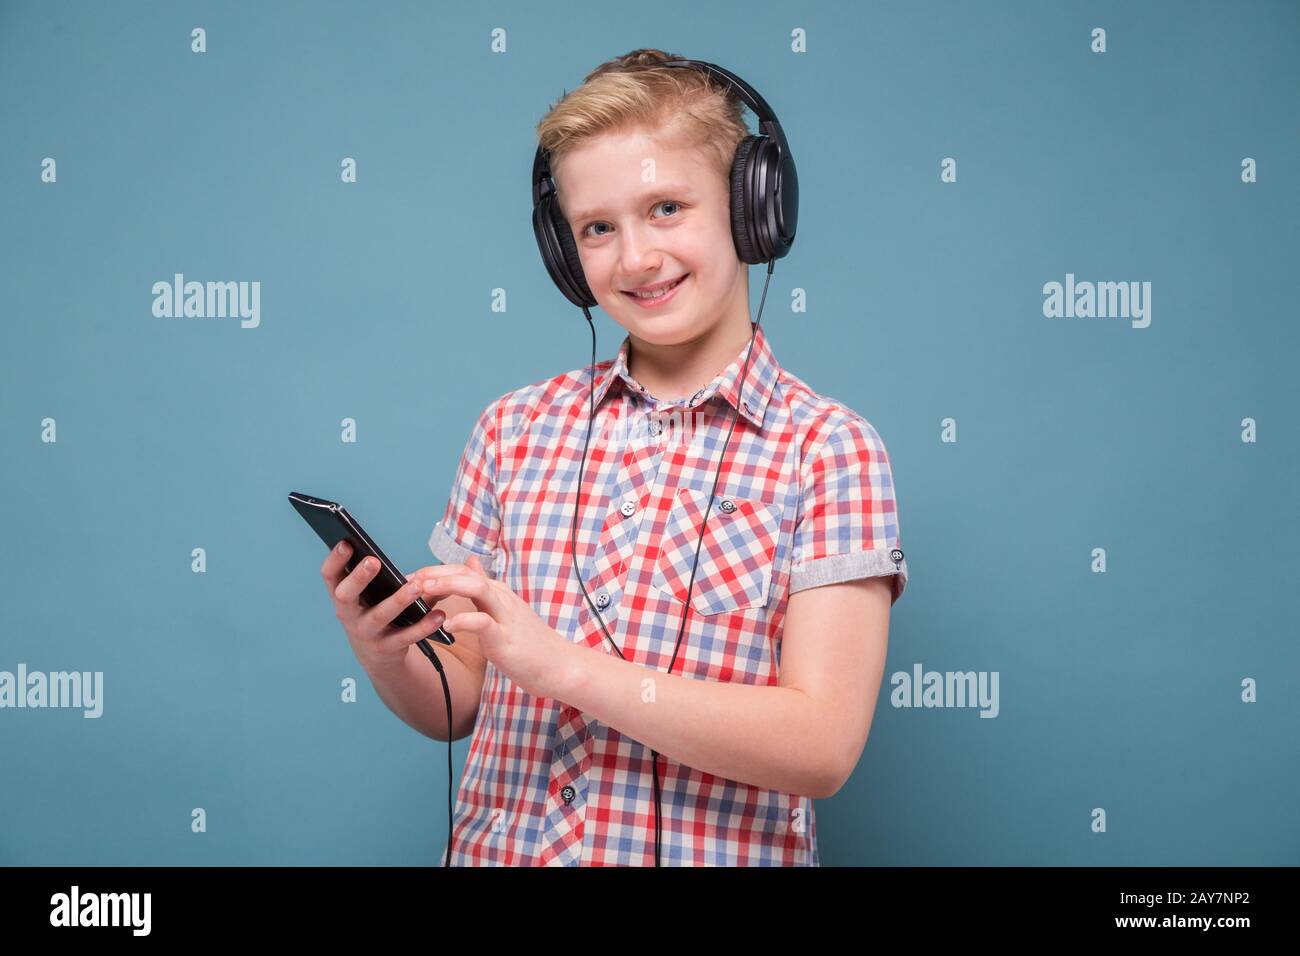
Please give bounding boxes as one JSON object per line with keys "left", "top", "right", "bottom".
{"left": 527, "top": 57, "right": 798, "bottom": 867}
{"left": 531, "top": 58, "right": 798, "bottom": 308}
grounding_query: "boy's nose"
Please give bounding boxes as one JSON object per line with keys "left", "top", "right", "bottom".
{"left": 618, "top": 228, "right": 663, "bottom": 274}
{"left": 620, "top": 251, "right": 664, "bottom": 279}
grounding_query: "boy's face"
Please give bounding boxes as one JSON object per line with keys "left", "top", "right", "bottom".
{"left": 554, "top": 124, "right": 748, "bottom": 346}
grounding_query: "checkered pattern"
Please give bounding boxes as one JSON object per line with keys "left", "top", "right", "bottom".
{"left": 428, "top": 321, "right": 908, "bottom": 865}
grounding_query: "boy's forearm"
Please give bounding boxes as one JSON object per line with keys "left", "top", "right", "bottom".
{"left": 555, "top": 643, "right": 840, "bottom": 799}
{"left": 367, "top": 643, "right": 483, "bottom": 742}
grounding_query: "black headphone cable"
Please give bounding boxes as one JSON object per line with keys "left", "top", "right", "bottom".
{"left": 412, "top": 640, "right": 456, "bottom": 867}
{"left": 570, "top": 258, "right": 775, "bottom": 866}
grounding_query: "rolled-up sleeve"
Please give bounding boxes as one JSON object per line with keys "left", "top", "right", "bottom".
{"left": 789, "top": 413, "right": 908, "bottom": 605}
{"left": 428, "top": 396, "right": 504, "bottom": 579}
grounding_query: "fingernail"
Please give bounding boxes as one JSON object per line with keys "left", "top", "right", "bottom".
{"left": 430, "top": 611, "right": 446, "bottom": 627}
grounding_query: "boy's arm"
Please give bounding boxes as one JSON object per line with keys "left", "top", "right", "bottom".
{"left": 368, "top": 592, "right": 487, "bottom": 741}
{"left": 394, "top": 389, "right": 503, "bottom": 740}
{"left": 555, "top": 575, "right": 893, "bottom": 799}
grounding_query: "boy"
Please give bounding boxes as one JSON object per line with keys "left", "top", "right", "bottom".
{"left": 335, "top": 49, "right": 908, "bottom": 866}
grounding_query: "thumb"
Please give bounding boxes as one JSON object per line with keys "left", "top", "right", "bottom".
{"left": 466, "top": 553, "right": 486, "bottom": 576}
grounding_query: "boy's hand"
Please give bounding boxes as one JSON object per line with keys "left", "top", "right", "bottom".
{"left": 321, "top": 541, "right": 448, "bottom": 678}
{"left": 415, "top": 554, "right": 578, "bottom": 701}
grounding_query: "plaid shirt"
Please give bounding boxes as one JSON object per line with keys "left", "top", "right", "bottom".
{"left": 428, "top": 321, "right": 908, "bottom": 865}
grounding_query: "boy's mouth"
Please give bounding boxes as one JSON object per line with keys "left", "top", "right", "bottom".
{"left": 621, "top": 273, "right": 688, "bottom": 308}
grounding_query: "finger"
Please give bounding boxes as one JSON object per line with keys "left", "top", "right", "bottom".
{"left": 405, "top": 565, "right": 446, "bottom": 586}
{"left": 419, "top": 573, "right": 493, "bottom": 608}
{"left": 320, "top": 540, "right": 355, "bottom": 587}
{"left": 441, "top": 610, "right": 496, "bottom": 638}
{"left": 333, "top": 554, "right": 383, "bottom": 606}
{"left": 380, "top": 606, "right": 450, "bottom": 653}
{"left": 365, "top": 576, "right": 427, "bottom": 629}
{"left": 465, "top": 554, "right": 486, "bottom": 577}
{"left": 420, "top": 563, "right": 465, "bottom": 580}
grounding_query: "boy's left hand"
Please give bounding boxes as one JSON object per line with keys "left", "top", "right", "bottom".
{"left": 416, "top": 555, "right": 577, "bottom": 701}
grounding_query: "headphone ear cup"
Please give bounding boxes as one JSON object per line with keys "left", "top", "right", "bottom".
{"left": 532, "top": 193, "right": 596, "bottom": 309}
{"left": 728, "top": 135, "right": 764, "bottom": 265}
{"left": 548, "top": 200, "right": 596, "bottom": 307}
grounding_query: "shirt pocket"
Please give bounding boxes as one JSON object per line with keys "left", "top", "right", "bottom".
{"left": 651, "top": 486, "right": 784, "bottom": 616}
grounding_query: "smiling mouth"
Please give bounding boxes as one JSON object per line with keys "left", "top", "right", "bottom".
{"left": 621, "top": 274, "right": 688, "bottom": 301}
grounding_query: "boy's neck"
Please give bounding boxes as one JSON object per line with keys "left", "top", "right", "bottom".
{"left": 624, "top": 312, "right": 756, "bottom": 403}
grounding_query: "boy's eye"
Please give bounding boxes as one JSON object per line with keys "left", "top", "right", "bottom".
{"left": 581, "top": 200, "right": 683, "bottom": 239}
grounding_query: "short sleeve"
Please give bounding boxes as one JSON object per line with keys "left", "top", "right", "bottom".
{"left": 789, "top": 414, "right": 908, "bottom": 605}
{"left": 428, "top": 397, "right": 503, "bottom": 579}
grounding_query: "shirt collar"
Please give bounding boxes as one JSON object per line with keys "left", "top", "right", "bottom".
{"left": 587, "top": 322, "right": 780, "bottom": 431}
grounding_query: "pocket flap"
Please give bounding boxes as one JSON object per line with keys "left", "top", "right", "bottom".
{"left": 653, "top": 486, "right": 783, "bottom": 615}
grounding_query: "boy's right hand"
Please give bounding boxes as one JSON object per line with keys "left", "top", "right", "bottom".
{"left": 321, "top": 540, "right": 448, "bottom": 677}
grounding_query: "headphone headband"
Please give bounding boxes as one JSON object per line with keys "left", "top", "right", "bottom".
{"left": 532, "top": 58, "right": 790, "bottom": 200}
{"left": 659, "top": 58, "right": 792, "bottom": 161}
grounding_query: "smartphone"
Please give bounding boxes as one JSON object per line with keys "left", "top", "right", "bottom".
{"left": 289, "top": 491, "right": 454, "bottom": 647}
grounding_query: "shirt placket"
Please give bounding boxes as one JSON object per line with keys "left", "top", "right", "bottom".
{"left": 538, "top": 704, "right": 592, "bottom": 866}
{"left": 539, "top": 391, "right": 663, "bottom": 865}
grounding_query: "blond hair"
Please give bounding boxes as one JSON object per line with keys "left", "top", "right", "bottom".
{"left": 535, "top": 48, "right": 750, "bottom": 195}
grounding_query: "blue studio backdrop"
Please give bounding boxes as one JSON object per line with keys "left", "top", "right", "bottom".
{"left": 2, "top": 0, "right": 1297, "bottom": 866}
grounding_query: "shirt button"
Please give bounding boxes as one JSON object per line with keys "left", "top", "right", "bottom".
{"left": 561, "top": 785, "right": 576, "bottom": 806}
{"left": 595, "top": 592, "right": 610, "bottom": 609}
{"left": 620, "top": 499, "right": 636, "bottom": 517}
{"left": 719, "top": 498, "right": 736, "bottom": 514}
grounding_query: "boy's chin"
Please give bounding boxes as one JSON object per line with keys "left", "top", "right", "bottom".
{"left": 623, "top": 319, "right": 725, "bottom": 352}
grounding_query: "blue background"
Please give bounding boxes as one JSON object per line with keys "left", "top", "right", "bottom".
{"left": 1, "top": 0, "right": 1296, "bottom": 865}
